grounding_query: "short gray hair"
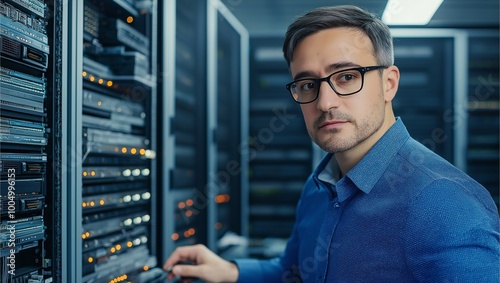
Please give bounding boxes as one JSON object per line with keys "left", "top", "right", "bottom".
{"left": 283, "top": 5, "right": 394, "bottom": 67}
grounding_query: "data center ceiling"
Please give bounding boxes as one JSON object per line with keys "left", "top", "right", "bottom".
{"left": 220, "top": 0, "right": 500, "bottom": 36}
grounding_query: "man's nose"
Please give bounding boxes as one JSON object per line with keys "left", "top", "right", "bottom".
{"left": 315, "top": 81, "right": 341, "bottom": 112}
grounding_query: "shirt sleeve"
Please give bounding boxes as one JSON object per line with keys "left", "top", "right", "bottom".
{"left": 405, "top": 178, "right": 500, "bottom": 282}
{"left": 233, "top": 224, "right": 302, "bottom": 283}
{"left": 233, "top": 258, "right": 286, "bottom": 283}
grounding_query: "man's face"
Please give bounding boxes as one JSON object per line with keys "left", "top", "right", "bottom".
{"left": 289, "top": 27, "right": 391, "bottom": 154}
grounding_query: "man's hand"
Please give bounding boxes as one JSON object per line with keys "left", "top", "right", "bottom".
{"left": 163, "top": 244, "right": 239, "bottom": 283}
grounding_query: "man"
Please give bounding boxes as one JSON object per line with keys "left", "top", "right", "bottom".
{"left": 164, "top": 5, "right": 499, "bottom": 283}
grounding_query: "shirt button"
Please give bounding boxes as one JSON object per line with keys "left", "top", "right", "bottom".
{"left": 334, "top": 202, "right": 340, "bottom": 208}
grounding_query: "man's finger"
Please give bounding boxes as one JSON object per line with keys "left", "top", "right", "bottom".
{"left": 173, "top": 264, "right": 199, "bottom": 280}
{"left": 163, "top": 245, "right": 199, "bottom": 270}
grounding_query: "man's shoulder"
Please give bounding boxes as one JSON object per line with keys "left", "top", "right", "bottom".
{"left": 382, "top": 137, "right": 491, "bottom": 200}
{"left": 393, "top": 138, "right": 497, "bottom": 213}
{"left": 396, "top": 137, "right": 464, "bottom": 180}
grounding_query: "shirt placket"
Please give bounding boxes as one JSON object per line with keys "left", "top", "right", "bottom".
{"left": 314, "top": 184, "right": 344, "bottom": 283}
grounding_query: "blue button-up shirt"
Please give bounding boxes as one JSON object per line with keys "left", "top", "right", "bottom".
{"left": 235, "top": 118, "right": 499, "bottom": 283}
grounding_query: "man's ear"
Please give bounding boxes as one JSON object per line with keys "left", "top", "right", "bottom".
{"left": 384, "top": 65, "right": 400, "bottom": 102}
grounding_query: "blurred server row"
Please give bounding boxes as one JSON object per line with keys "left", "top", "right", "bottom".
{"left": 159, "top": 0, "right": 249, "bottom": 262}
{"left": 467, "top": 36, "right": 499, "bottom": 204}
{"left": 1, "top": 0, "right": 248, "bottom": 282}
{"left": 247, "top": 37, "right": 311, "bottom": 258}
{"left": 248, "top": 31, "right": 499, "bottom": 258}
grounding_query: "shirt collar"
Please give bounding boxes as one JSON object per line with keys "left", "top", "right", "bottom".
{"left": 317, "top": 154, "right": 340, "bottom": 185}
{"left": 312, "top": 153, "right": 337, "bottom": 198}
{"left": 312, "top": 118, "right": 410, "bottom": 201}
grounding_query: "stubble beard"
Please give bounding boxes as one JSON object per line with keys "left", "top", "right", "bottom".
{"left": 311, "top": 97, "right": 386, "bottom": 154}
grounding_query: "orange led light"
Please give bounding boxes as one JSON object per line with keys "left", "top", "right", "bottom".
{"left": 171, "top": 233, "right": 179, "bottom": 241}
{"left": 127, "top": 16, "right": 134, "bottom": 23}
{"left": 127, "top": 241, "right": 133, "bottom": 248}
{"left": 88, "top": 257, "right": 94, "bottom": 263}
{"left": 215, "top": 195, "right": 222, "bottom": 203}
{"left": 82, "top": 71, "right": 87, "bottom": 77}
{"left": 131, "top": 148, "right": 137, "bottom": 154}
{"left": 186, "top": 199, "right": 193, "bottom": 206}
{"left": 121, "top": 147, "right": 127, "bottom": 154}
{"left": 177, "top": 202, "right": 185, "bottom": 209}
{"left": 215, "top": 194, "right": 230, "bottom": 203}
{"left": 107, "top": 81, "right": 113, "bottom": 87}
{"left": 143, "top": 265, "right": 149, "bottom": 271}
{"left": 185, "top": 210, "right": 192, "bottom": 217}
{"left": 108, "top": 274, "right": 127, "bottom": 283}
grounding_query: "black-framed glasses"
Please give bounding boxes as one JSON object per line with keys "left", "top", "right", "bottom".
{"left": 285, "top": 65, "right": 387, "bottom": 104}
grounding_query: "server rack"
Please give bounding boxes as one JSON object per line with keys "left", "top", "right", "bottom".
{"left": 207, "top": 0, "right": 249, "bottom": 258}
{"left": 392, "top": 37, "right": 455, "bottom": 161}
{"left": 467, "top": 33, "right": 499, "bottom": 206}
{"left": 62, "top": 0, "right": 163, "bottom": 282}
{"left": 160, "top": 0, "right": 248, "bottom": 262}
{"left": 160, "top": 0, "right": 209, "bottom": 258}
{"left": 0, "top": 0, "right": 54, "bottom": 282}
{"left": 247, "top": 37, "right": 312, "bottom": 258}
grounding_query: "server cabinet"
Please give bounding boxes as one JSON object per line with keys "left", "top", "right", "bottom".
{"left": 62, "top": 0, "right": 162, "bottom": 282}
{"left": 160, "top": 0, "right": 248, "bottom": 262}
{"left": 207, "top": 0, "right": 249, "bottom": 258}
{"left": 247, "top": 37, "right": 312, "bottom": 258}
{"left": 159, "top": 0, "right": 209, "bottom": 258}
{"left": 392, "top": 37, "right": 455, "bottom": 161}
{"left": 467, "top": 34, "right": 499, "bottom": 206}
{"left": 0, "top": 0, "right": 54, "bottom": 282}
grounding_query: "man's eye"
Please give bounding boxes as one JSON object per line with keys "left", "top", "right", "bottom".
{"left": 338, "top": 73, "right": 357, "bottom": 82}
{"left": 299, "top": 81, "right": 316, "bottom": 91}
